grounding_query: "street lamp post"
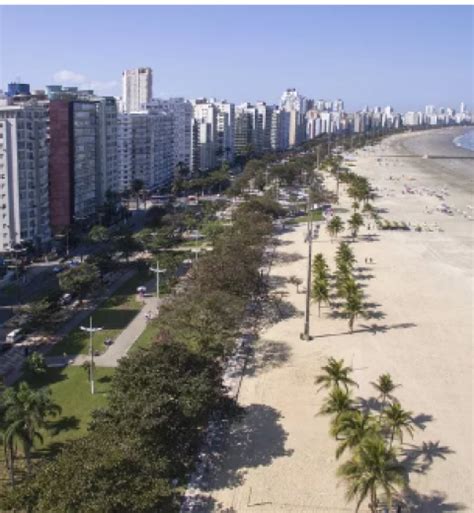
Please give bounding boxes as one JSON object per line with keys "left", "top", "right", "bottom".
{"left": 150, "top": 259, "right": 166, "bottom": 301}
{"left": 80, "top": 317, "right": 103, "bottom": 395}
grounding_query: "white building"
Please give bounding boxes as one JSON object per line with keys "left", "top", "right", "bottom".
{"left": 280, "top": 88, "right": 307, "bottom": 113}
{"left": 191, "top": 99, "right": 218, "bottom": 173}
{"left": 0, "top": 100, "right": 50, "bottom": 252}
{"left": 215, "top": 100, "right": 235, "bottom": 164}
{"left": 122, "top": 67, "right": 153, "bottom": 113}
{"left": 150, "top": 98, "right": 193, "bottom": 170}
{"left": 117, "top": 108, "right": 174, "bottom": 191}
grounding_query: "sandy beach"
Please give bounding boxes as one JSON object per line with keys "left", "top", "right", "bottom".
{"left": 200, "top": 127, "right": 473, "bottom": 513}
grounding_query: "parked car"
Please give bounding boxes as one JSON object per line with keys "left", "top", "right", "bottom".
{"left": 59, "top": 293, "right": 73, "bottom": 306}
{"left": 6, "top": 329, "right": 24, "bottom": 344}
{"left": 53, "top": 265, "right": 64, "bottom": 273}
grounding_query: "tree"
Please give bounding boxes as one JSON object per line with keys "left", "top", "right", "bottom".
{"left": 59, "top": 263, "right": 100, "bottom": 302}
{"left": 327, "top": 215, "right": 344, "bottom": 241}
{"left": 382, "top": 403, "right": 415, "bottom": 448}
{"left": 19, "top": 299, "right": 55, "bottom": 331}
{"left": 336, "top": 242, "right": 356, "bottom": 270}
{"left": 371, "top": 373, "right": 400, "bottom": 411}
{"left": 344, "top": 283, "right": 365, "bottom": 332}
{"left": 113, "top": 228, "right": 140, "bottom": 262}
{"left": 337, "top": 435, "right": 407, "bottom": 512}
{"left": 2, "top": 382, "right": 61, "bottom": 479}
{"left": 315, "top": 357, "right": 358, "bottom": 393}
{"left": 88, "top": 225, "right": 109, "bottom": 245}
{"left": 348, "top": 212, "right": 364, "bottom": 239}
{"left": 22, "top": 352, "right": 47, "bottom": 377}
{"left": 319, "top": 387, "right": 355, "bottom": 423}
{"left": 130, "top": 178, "right": 144, "bottom": 211}
{"left": 312, "top": 275, "right": 330, "bottom": 317}
{"left": 331, "top": 410, "right": 379, "bottom": 459}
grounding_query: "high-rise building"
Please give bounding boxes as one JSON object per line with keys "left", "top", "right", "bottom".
{"left": 117, "top": 106, "right": 174, "bottom": 192}
{"left": 122, "top": 67, "right": 153, "bottom": 113}
{"left": 280, "top": 88, "right": 307, "bottom": 113}
{"left": 215, "top": 100, "right": 235, "bottom": 164}
{"left": 191, "top": 99, "right": 219, "bottom": 172}
{"left": 7, "top": 83, "right": 31, "bottom": 97}
{"left": 47, "top": 86, "right": 119, "bottom": 232}
{"left": 0, "top": 100, "right": 51, "bottom": 252}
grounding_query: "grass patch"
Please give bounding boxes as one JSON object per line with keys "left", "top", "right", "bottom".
{"left": 129, "top": 318, "right": 160, "bottom": 354}
{"left": 50, "top": 267, "right": 150, "bottom": 356}
{"left": 26, "top": 366, "right": 114, "bottom": 452}
{"left": 286, "top": 210, "right": 324, "bottom": 225}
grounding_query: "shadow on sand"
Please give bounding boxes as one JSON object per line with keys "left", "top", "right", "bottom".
{"left": 205, "top": 404, "right": 293, "bottom": 491}
{"left": 246, "top": 339, "right": 292, "bottom": 377}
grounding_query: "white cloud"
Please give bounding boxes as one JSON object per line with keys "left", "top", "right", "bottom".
{"left": 53, "top": 69, "right": 86, "bottom": 84}
{"left": 52, "top": 70, "right": 118, "bottom": 93}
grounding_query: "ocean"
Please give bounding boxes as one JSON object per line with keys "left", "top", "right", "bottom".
{"left": 453, "top": 129, "right": 474, "bottom": 152}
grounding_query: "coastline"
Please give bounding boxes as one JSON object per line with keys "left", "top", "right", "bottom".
{"left": 202, "top": 128, "right": 473, "bottom": 512}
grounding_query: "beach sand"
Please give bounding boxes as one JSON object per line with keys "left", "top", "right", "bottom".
{"left": 200, "top": 127, "right": 473, "bottom": 513}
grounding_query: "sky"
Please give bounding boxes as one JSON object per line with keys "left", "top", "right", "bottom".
{"left": 0, "top": 5, "right": 472, "bottom": 112}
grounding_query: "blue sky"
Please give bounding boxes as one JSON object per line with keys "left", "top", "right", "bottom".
{"left": 0, "top": 5, "right": 472, "bottom": 111}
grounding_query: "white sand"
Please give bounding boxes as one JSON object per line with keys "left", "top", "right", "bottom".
{"left": 203, "top": 128, "right": 473, "bottom": 513}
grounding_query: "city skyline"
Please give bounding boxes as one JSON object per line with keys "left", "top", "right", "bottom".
{"left": 1, "top": 5, "right": 472, "bottom": 111}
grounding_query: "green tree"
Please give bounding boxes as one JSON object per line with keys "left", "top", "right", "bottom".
{"left": 335, "top": 241, "right": 356, "bottom": 269}
{"left": 312, "top": 275, "right": 330, "bottom": 317}
{"left": 19, "top": 299, "right": 55, "bottom": 331}
{"left": 382, "top": 402, "right": 415, "bottom": 448}
{"left": 319, "top": 387, "right": 355, "bottom": 423}
{"left": 88, "top": 225, "right": 109, "bottom": 245}
{"left": 59, "top": 263, "right": 100, "bottom": 302}
{"left": 371, "top": 373, "right": 400, "bottom": 411}
{"left": 344, "top": 283, "right": 365, "bottom": 332}
{"left": 130, "top": 178, "right": 144, "bottom": 211}
{"left": 22, "top": 352, "right": 47, "bottom": 377}
{"left": 331, "top": 410, "right": 379, "bottom": 459}
{"left": 327, "top": 215, "right": 344, "bottom": 241}
{"left": 315, "top": 357, "right": 358, "bottom": 393}
{"left": 337, "top": 435, "right": 407, "bottom": 512}
{"left": 2, "top": 382, "right": 61, "bottom": 479}
{"left": 348, "top": 212, "right": 364, "bottom": 239}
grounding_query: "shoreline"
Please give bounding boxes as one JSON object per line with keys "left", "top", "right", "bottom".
{"left": 202, "top": 128, "right": 473, "bottom": 512}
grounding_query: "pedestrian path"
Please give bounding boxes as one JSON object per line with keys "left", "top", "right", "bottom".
{"left": 72, "top": 278, "right": 158, "bottom": 368}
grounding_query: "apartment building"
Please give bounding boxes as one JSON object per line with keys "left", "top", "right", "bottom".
{"left": 121, "top": 67, "right": 153, "bottom": 113}
{"left": 0, "top": 99, "right": 50, "bottom": 252}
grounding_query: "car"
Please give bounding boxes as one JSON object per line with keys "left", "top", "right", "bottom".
{"left": 53, "top": 266, "right": 64, "bottom": 273}
{"left": 6, "top": 329, "right": 24, "bottom": 344}
{"left": 59, "top": 293, "right": 73, "bottom": 306}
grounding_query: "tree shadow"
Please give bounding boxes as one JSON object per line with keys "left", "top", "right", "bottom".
{"left": 205, "top": 404, "right": 293, "bottom": 491}
{"left": 353, "top": 272, "right": 375, "bottom": 281}
{"left": 403, "top": 488, "right": 465, "bottom": 512}
{"left": 401, "top": 440, "right": 454, "bottom": 475}
{"left": 272, "top": 251, "right": 304, "bottom": 264}
{"left": 313, "top": 322, "right": 417, "bottom": 339}
{"left": 357, "top": 396, "right": 383, "bottom": 413}
{"left": 267, "top": 275, "right": 289, "bottom": 289}
{"left": 47, "top": 415, "right": 80, "bottom": 436}
{"left": 259, "top": 296, "right": 303, "bottom": 328}
{"left": 245, "top": 340, "right": 292, "bottom": 377}
{"left": 412, "top": 413, "right": 434, "bottom": 431}
{"left": 98, "top": 375, "right": 113, "bottom": 384}
{"left": 364, "top": 309, "right": 386, "bottom": 320}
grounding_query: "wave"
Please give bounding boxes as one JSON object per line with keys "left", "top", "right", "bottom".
{"left": 453, "top": 130, "right": 474, "bottom": 152}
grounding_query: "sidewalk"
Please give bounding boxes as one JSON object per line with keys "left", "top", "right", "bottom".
{"left": 72, "top": 278, "right": 159, "bottom": 368}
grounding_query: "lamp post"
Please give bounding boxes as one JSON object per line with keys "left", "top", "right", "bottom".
{"left": 150, "top": 259, "right": 166, "bottom": 301}
{"left": 80, "top": 317, "right": 102, "bottom": 395}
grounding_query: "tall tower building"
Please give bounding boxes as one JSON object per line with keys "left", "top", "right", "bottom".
{"left": 122, "top": 67, "right": 153, "bottom": 113}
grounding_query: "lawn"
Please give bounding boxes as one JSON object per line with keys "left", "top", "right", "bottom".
{"left": 286, "top": 210, "right": 324, "bottom": 224}
{"left": 49, "top": 267, "right": 150, "bottom": 356}
{"left": 129, "top": 318, "right": 160, "bottom": 354}
{"left": 27, "top": 365, "right": 114, "bottom": 452}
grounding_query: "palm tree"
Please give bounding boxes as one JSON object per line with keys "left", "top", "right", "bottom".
{"left": 319, "top": 387, "right": 355, "bottom": 422}
{"left": 337, "top": 435, "right": 407, "bottom": 512}
{"left": 383, "top": 402, "right": 415, "bottom": 448}
{"left": 312, "top": 276, "right": 330, "bottom": 317}
{"left": 336, "top": 242, "right": 356, "bottom": 270}
{"left": 312, "top": 252, "right": 329, "bottom": 276}
{"left": 315, "top": 357, "right": 358, "bottom": 393}
{"left": 331, "top": 410, "right": 379, "bottom": 459}
{"left": 371, "top": 373, "right": 400, "bottom": 411}
{"left": 344, "top": 285, "right": 365, "bottom": 333}
{"left": 348, "top": 212, "right": 364, "bottom": 240}
{"left": 130, "top": 178, "right": 144, "bottom": 211}
{"left": 2, "top": 382, "right": 61, "bottom": 477}
{"left": 327, "top": 216, "right": 344, "bottom": 242}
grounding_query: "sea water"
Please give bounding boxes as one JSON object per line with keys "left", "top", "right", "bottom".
{"left": 453, "top": 130, "right": 474, "bottom": 152}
